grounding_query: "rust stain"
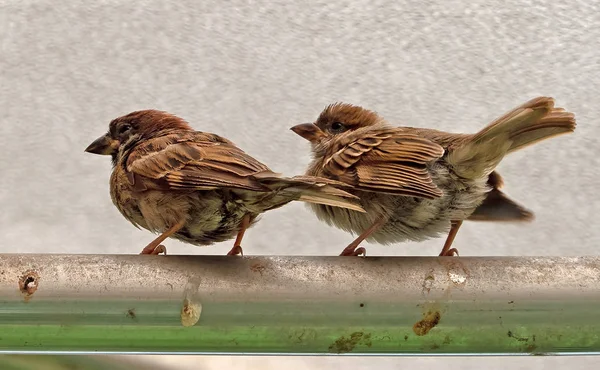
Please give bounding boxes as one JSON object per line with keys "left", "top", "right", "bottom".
{"left": 328, "top": 332, "right": 372, "bottom": 353}
{"left": 250, "top": 263, "right": 266, "bottom": 276}
{"left": 181, "top": 298, "right": 202, "bottom": 327}
{"left": 443, "top": 335, "right": 451, "bottom": 345}
{"left": 422, "top": 273, "right": 435, "bottom": 294}
{"left": 364, "top": 334, "right": 372, "bottom": 347}
{"left": 507, "top": 330, "right": 538, "bottom": 353}
{"left": 413, "top": 310, "right": 441, "bottom": 336}
{"left": 126, "top": 308, "right": 136, "bottom": 319}
{"left": 18, "top": 270, "right": 39, "bottom": 303}
{"left": 438, "top": 258, "right": 470, "bottom": 287}
{"left": 288, "top": 329, "right": 318, "bottom": 344}
{"left": 507, "top": 330, "right": 529, "bottom": 342}
{"left": 446, "top": 260, "right": 469, "bottom": 286}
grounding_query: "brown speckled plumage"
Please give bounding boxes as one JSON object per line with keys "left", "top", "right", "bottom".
{"left": 86, "top": 109, "right": 364, "bottom": 255}
{"left": 291, "top": 97, "right": 576, "bottom": 256}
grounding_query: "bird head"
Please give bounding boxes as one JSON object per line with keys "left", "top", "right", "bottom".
{"left": 290, "top": 103, "right": 383, "bottom": 154}
{"left": 85, "top": 109, "right": 192, "bottom": 164}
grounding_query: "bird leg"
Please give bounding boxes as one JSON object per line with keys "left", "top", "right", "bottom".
{"left": 438, "top": 220, "right": 463, "bottom": 257}
{"left": 139, "top": 220, "right": 185, "bottom": 255}
{"left": 227, "top": 214, "right": 251, "bottom": 256}
{"left": 340, "top": 217, "right": 387, "bottom": 256}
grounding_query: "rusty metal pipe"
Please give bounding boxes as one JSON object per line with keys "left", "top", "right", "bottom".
{"left": 0, "top": 255, "right": 599, "bottom": 355}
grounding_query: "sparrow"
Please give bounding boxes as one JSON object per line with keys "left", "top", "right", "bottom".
{"left": 85, "top": 109, "right": 364, "bottom": 256}
{"left": 291, "top": 97, "right": 576, "bottom": 256}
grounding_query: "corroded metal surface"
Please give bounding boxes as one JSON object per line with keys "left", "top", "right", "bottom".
{"left": 0, "top": 255, "right": 599, "bottom": 354}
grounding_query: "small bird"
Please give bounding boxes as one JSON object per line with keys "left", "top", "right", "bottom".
{"left": 291, "top": 97, "right": 576, "bottom": 256}
{"left": 85, "top": 109, "right": 364, "bottom": 256}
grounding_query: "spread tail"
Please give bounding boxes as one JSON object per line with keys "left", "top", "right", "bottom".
{"left": 449, "top": 97, "right": 576, "bottom": 179}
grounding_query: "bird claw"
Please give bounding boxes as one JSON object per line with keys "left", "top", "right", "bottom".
{"left": 140, "top": 244, "right": 167, "bottom": 255}
{"left": 227, "top": 245, "right": 244, "bottom": 256}
{"left": 439, "top": 248, "right": 459, "bottom": 257}
{"left": 340, "top": 246, "right": 367, "bottom": 257}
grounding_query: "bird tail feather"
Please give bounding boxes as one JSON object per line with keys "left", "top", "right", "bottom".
{"left": 253, "top": 173, "right": 365, "bottom": 212}
{"left": 449, "top": 96, "right": 576, "bottom": 179}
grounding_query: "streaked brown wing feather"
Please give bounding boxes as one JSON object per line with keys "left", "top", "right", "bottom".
{"left": 324, "top": 129, "right": 445, "bottom": 199}
{"left": 402, "top": 128, "right": 471, "bottom": 149}
{"left": 125, "top": 132, "right": 273, "bottom": 192}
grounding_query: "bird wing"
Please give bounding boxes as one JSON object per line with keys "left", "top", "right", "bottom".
{"left": 125, "top": 131, "right": 274, "bottom": 192}
{"left": 322, "top": 128, "right": 445, "bottom": 198}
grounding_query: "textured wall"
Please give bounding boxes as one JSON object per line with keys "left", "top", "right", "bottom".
{"left": 1, "top": 0, "right": 598, "bottom": 368}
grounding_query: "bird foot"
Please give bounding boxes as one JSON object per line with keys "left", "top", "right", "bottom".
{"left": 340, "top": 246, "right": 367, "bottom": 257}
{"left": 227, "top": 245, "right": 244, "bottom": 256}
{"left": 140, "top": 244, "right": 167, "bottom": 255}
{"left": 439, "top": 248, "right": 459, "bottom": 257}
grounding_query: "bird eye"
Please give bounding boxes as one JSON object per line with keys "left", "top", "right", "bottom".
{"left": 118, "top": 124, "right": 131, "bottom": 135}
{"left": 329, "top": 122, "right": 346, "bottom": 133}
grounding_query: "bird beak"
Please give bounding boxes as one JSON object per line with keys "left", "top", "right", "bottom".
{"left": 290, "top": 123, "right": 325, "bottom": 143}
{"left": 85, "top": 134, "right": 119, "bottom": 155}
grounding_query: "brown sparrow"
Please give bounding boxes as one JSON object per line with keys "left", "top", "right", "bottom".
{"left": 291, "top": 97, "right": 576, "bottom": 256}
{"left": 85, "top": 109, "right": 364, "bottom": 255}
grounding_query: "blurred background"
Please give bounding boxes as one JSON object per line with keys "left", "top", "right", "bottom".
{"left": 0, "top": 0, "right": 598, "bottom": 368}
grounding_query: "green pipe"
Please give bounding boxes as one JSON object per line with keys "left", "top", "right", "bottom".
{"left": 0, "top": 255, "right": 599, "bottom": 355}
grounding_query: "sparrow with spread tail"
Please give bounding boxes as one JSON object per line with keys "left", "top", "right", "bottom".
{"left": 291, "top": 97, "right": 576, "bottom": 256}
{"left": 85, "top": 110, "right": 364, "bottom": 255}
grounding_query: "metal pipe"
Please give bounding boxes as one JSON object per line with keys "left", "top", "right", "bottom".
{"left": 0, "top": 255, "right": 599, "bottom": 355}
